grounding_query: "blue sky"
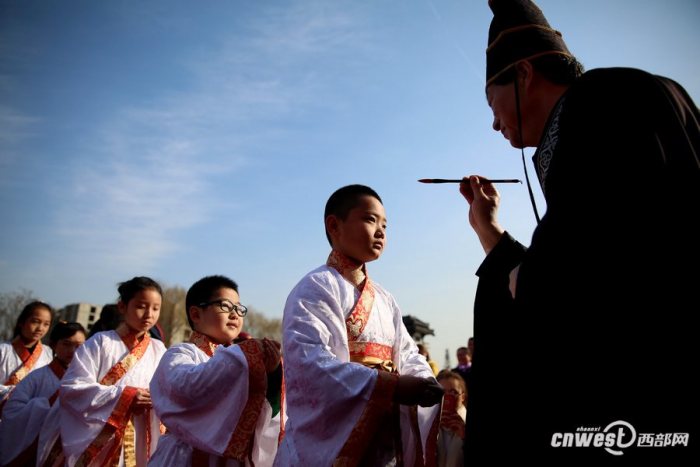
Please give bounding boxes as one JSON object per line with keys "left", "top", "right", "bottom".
{"left": 1, "top": 0, "right": 698, "bottom": 367}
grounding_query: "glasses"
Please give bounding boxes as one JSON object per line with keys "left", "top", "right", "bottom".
{"left": 199, "top": 299, "right": 248, "bottom": 317}
{"left": 445, "top": 389, "right": 463, "bottom": 396}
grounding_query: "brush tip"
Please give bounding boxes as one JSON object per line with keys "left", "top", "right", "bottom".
{"left": 417, "top": 179, "right": 432, "bottom": 183}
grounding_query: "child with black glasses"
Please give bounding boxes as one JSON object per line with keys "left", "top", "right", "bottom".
{"left": 149, "top": 275, "right": 283, "bottom": 467}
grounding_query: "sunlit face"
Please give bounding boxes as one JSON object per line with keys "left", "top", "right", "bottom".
{"left": 439, "top": 377, "right": 466, "bottom": 409}
{"left": 118, "top": 288, "right": 161, "bottom": 335}
{"left": 329, "top": 195, "right": 387, "bottom": 264}
{"left": 487, "top": 82, "right": 522, "bottom": 148}
{"left": 53, "top": 331, "right": 86, "bottom": 366}
{"left": 487, "top": 79, "right": 543, "bottom": 149}
{"left": 191, "top": 287, "right": 244, "bottom": 346}
{"left": 20, "top": 307, "right": 52, "bottom": 345}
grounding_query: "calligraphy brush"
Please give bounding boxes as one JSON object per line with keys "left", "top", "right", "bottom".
{"left": 418, "top": 178, "right": 522, "bottom": 184}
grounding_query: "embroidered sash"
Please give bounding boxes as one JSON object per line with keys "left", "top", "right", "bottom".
{"left": 188, "top": 332, "right": 282, "bottom": 463}
{"left": 326, "top": 251, "right": 403, "bottom": 466}
{"left": 327, "top": 250, "right": 375, "bottom": 341}
{"left": 4, "top": 337, "right": 44, "bottom": 385}
{"left": 0, "top": 338, "right": 46, "bottom": 415}
{"left": 223, "top": 339, "right": 267, "bottom": 462}
{"left": 74, "top": 330, "right": 152, "bottom": 467}
{"left": 189, "top": 330, "right": 218, "bottom": 357}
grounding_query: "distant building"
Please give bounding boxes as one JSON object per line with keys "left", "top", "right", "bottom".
{"left": 58, "top": 303, "right": 102, "bottom": 334}
{"left": 402, "top": 315, "right": 435, "bottom": 343}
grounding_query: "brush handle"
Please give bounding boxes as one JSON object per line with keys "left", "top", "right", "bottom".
{"left": 418, "top": 178, "right": 522, "bottom": 184}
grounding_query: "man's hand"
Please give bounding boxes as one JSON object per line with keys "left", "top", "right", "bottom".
{"left": 394, "top": 375, "right": 444, "bottom": 407}
{"left": 460, "top": 175, "right": 505, "bottom": 254}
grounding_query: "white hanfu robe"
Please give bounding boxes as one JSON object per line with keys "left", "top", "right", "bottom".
{"left": 60, "top": 330, "right": 166, "bottom": 467}
{"left": 36, "top": 397, "right": 64, "bottom": 467}
{"left": 274, "top": 262, "right": 440, "bottom": 467}
{"left": 0, "top": 340, "right": 53, "bottom": 404}
{"left": 0, "top": 360, "right": 63, "bottom": 466}
{"left": 149, "top": 332, "right": 283, "bottom": 467}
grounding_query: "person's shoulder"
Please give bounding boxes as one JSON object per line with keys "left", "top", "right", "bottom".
{"left": 40, "top": 342, "right": 53, "bottom": 357}
{"left": 574, "top": 67, "right": 663, "bottom": 94}
{"left": 0, "top": 341, "right": 12, "bottom": 351}
{"left": 290, "top": 264, "right": 340, "bottom": 295}
{"left": 149, "top": 336, "right": 167, "bottom": 352}
{"left": 161, "top": 341, "right": 199, "bottom": 359}
{"left": 86, "top": 330, "right": 117, "bottom": 345}
{"left": 78, "top": 330, "right": 118, "bottom": 354}
{"left": 22, "top": 363, "right": 51, "bottom": 383}
{"left": 370, "top": 279, "right": 397, "bottom": 304}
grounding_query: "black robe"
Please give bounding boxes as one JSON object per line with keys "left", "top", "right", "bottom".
{"left": 465, "top": 68, "right": 699, "bottom": 464}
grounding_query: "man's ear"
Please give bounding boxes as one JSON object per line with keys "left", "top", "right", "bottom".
{"left": 515, "top": 60, "right": 535, "bottom": 91}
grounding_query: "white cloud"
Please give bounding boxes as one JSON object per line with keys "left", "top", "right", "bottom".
{"left": 48, "top": 1, "right": 371, "bottom": 278}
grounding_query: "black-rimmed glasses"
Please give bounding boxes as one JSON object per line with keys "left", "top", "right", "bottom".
{"left": 199, "top": 299, "right": 248, "bottom": 317}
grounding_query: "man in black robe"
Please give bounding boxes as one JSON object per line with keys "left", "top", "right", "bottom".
{"left": 460, "top": 0, "right": 699, "bottom": 463}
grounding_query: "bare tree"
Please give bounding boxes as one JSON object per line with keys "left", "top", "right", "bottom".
{"left": 158, "top": 285, "right": 187, "bottom": 347}
{"left": 243, "top": 306, "right": 282, "bottom": 342}
{"left": 0, "top": 288, "right": 37, "bottom": 341}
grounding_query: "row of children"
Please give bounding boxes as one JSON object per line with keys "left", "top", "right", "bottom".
{"left": 0, "top": 184, "right": 467, "bottom": 466}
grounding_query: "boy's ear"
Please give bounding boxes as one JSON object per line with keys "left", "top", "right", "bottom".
{"left": 325, "top": 215, "right": 340, "bottom": 239}
{"left": 117, "top": 300, "right": 127, "bottom": 315}
{"left": 189, "top": 305, "right": 201, "bottom": 325}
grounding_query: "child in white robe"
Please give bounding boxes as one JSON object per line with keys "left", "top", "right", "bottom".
{"left": 275, "top": 184, "right": 443, "bottom": 467}
{"left": 149, "top": 275, "right": 284, "bottom": 467}
{"left": 0, "top": 321, "right": 86, "bottom": 466}
{"left": 59, "top": 276, "right": 167, "bottom": 466}
{"left": 0, "top": 301, "right": 54, "bottom": 413}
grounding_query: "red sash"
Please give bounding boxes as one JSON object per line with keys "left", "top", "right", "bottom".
{"left": 4, "top": 337, "right": 44, "bottom": 385}
{"left": 187, "top": 331, "right": 282, "bottom": 464}
{"left": 0, "top": 338, "right": 46, "bottom": 415}
{"left": 327, "top": 250, "right": 404, "bottom": 466}
{"left": 74, "top": 328, "right": 152, "bottom": 467}
{"left": 327, "top": 249, "right": 375, "bottom": 341}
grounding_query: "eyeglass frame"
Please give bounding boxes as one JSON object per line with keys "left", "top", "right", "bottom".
{"left": 198, "top": 299, "right": 248, "bottom": 317}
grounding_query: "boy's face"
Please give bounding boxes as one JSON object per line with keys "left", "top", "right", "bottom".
{"left": 190, "top": 287, "right": 244, "bottom": 345}
{"left": 328, "top": 195, "right": 386, "bottom": 263}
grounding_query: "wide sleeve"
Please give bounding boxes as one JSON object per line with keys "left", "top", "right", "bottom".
{"left": 58, "top": 334, "right": 135, "bottom": 460}
{"left": 59, "top": 335, "right": 123, "bottom": 423}
{"left": 388, "top": 294, "right": 442, "bottom": 467}
{"left": 0, "top": 343, "right": 18, "bottom": 398}
{"left": 281, "top": 272, "right": 397, "bottom": 465}
{"left": 0, "top": 369, "right": 55, "bottom": 465}
{"left": 150, "top": 343, "right": 264, "bottom": 457}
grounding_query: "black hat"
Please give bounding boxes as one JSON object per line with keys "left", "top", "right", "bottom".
{"left": 486, "top": 0, "right": 572, "bottom": 86}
